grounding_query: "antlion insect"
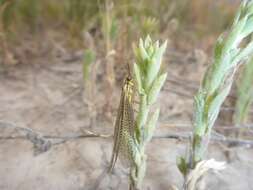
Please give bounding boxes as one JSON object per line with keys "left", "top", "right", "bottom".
{"left": 107, "top": 61, "right": 144, "bottom": 190}
{"left": 93, "top": 37, "right": 167, "bottom": 190}
{"left": 108, "top": 66, "right": 137, "bottom": 173}
{"left": 90, "top": 63, "right": 139, "bottom": 190}
{"left": 90, "top": 73, "right": 137, "bottom": 190}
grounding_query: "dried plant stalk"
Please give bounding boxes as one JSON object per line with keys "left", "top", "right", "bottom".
{"left": 82, "top": 48, "right": 97, "bottom": 129}
{"left": 102, "top": 0, "right": 118, "bottom": 117}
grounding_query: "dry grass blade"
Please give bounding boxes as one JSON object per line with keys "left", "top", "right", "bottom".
{"left": 184, "top": 159, "right": 226, "bottom": 190}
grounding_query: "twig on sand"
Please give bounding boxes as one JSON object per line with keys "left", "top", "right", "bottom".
{"left": 0, "top": 120, "right": 110, "bottom": 155}
{"left": 0, "top": 120, "right": 253, "bottom": 156}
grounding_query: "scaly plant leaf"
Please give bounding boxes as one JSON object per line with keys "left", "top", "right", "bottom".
{"left": 234, "top": 56, "right": 253, "bottom": 124}
{"left": 143, "top": 108, "right": 160, "bottom": 143}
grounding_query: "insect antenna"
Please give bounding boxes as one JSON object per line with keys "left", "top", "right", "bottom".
{"left": 126, "top": 62, "right": 132, "bottom": 78}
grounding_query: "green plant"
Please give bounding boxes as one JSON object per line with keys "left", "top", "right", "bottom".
{"left": 82, "top": 48, "right": 97, "bottom": 129}
{"left": 177, "top": 1, "right": 253, "bottom": 189}
{"left": 0, "top": 0, "right": 16, "bottom": 30}
{"left": 0, "top": 0, "right": 40, "bottom": 32}
{"left": 18, "top": 0, "right": 40, "bottom": 31}
{"left": 141, "top": 16, "right": 159, "bottom": 36}
{"left": 109, "top": 36, "right": 167, "bottom": 190}
{"left": 83, "top": 49, "right": 96, "bottom": 84}
{"left": 63, "top": 0, "right": 99, "bottom": 38}
{"left": 101, "top": 1, "right": 118, "bottom": 44}
{"left": 129, "top": 36, "right": 167, "bottom": 189}
{"left": 0, "top": 1, "right": 16, "bottom": 64}
{"left": 234, "top": 56, "right": 253, "bottom": 125}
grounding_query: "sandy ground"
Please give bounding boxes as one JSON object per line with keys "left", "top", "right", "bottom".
{"left": 0, "top": 48, "right": 253, "bottom": 190}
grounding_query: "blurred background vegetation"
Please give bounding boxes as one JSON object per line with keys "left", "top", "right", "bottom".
{"left": 0, "top": 0, "right": 244, "bottom": 115}
{"left": 0, "top": 0, "right": 241, "bottom": 116}
{"left": 0, "top": 0, "right": 238, "bottom": 58}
